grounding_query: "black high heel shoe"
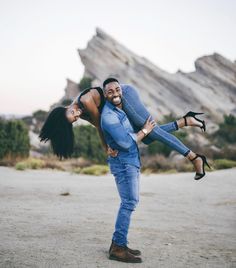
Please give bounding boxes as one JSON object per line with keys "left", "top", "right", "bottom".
{"left": 183, "top": 111, "right": 206, "bottom": 132}
{"left": 190, "top": 154, "right": 211, "bottom": 180}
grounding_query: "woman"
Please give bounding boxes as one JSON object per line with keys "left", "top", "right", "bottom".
{"left": 39, "top": 78, "right": 210, "bottom": 180}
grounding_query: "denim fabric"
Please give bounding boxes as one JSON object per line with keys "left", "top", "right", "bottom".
{"left": 121, "top": 84, "right": 190, "bottom": 156}
{"left": 109, "top": 161, "right": 140, "bottom": 246}
{"left": 101, "top": 101, "right": 140, "bottom": 168}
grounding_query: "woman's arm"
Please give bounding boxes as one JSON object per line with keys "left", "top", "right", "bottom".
{"left": 81, "top": 94, "right": 108, "bottom": 151}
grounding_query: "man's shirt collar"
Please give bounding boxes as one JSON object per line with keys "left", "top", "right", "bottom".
{"left": 105, "top": 100, "right": 122, "bottom": 111}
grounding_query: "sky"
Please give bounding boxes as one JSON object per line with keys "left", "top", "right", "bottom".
{"left": 0, "top": 0, "right": 235, "bottom": 116}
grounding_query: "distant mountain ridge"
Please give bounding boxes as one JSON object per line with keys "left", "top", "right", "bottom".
{"left": 62, "top": 28, "right": 236, "bottom": 125}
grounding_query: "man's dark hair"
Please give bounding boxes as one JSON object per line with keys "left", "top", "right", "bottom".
{"left": 39, "top": 107, "right": 74, "bottom": 159}
{"left": 103, "top": 77, "right": 119, "bottom": 89}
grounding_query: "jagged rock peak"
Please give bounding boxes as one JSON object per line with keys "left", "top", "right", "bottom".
{"left": 68, "top": 28, "right": 236, "bottom": 124}
{"left": 63, "top": 78, "right": 79, "bottom": 101}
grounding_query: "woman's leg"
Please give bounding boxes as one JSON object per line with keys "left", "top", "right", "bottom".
{"left": 159, "top": 122, "right": 178, "bottom": 133}
{"left": 121, "top": 85, "right": 190, "bottom": 156}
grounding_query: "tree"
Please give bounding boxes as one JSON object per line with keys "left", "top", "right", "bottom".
{"left": 33, "top": 110, "right": 48, "bottom": 123}
{"left": 0, "top": 118, "right": 8, "bottom": 159}
{"left": 213, "top": 114, "right": 236, "bottom": 145}
{"left": 79, "top": 77, "right": 92, "bottom": 90}
{"left": 73, "top": 125, "right": 106, "bottom": 163}
{"left": 0, "top": 119, "right": 30, "bottom": 159}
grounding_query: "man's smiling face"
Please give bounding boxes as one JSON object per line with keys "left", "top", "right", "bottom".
{"left": 104, "top": 82, "right": 122, "bottom": 107}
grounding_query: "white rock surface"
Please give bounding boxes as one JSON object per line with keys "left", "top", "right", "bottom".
{"left": 71, "top": 28, "right": 236, "bottom": 123}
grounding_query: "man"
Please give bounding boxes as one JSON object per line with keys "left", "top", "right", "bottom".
{"left": 101, "top": 78, "right": 156, "bottom": 263}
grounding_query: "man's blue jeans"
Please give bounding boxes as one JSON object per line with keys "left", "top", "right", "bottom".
{"left": 109, "top": 161, "right": 140, "bottom": 246}
{"left": 122, "top": 85, "right": 190, "bottom": 156}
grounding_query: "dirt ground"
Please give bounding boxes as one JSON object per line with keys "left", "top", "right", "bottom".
{"left": 0, "top": 166, "right": 235, "bottom": 268}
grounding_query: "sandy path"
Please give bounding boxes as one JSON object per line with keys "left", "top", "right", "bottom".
{"left": 0, "top": 167, "right": 235, "bottom": 268}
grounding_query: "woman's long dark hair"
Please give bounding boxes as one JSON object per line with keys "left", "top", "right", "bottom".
{"left": 39, "top": 107, "right": 74, "bottom": 159}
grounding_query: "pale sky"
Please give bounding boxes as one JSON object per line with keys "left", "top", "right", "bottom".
{"left": 0, "top": 0, "right": 235, "bottom": 115}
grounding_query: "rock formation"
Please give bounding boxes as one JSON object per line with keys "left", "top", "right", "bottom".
{"left": 64, "top": 28, "right": 236, "bottom": 125}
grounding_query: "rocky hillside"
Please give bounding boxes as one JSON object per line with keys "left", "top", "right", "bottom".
{"left": 64, "top": 28, "right": 236, "bottom": 126}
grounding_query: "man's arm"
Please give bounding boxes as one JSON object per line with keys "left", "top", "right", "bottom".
{"left": 136, "top": 116, "right": 156, "bottom": 142}
{"left": 101, "top": 114, "right": 156, "bottom": 151}
{"left": 101, "top": 113, "right": 136, "bottom": 151}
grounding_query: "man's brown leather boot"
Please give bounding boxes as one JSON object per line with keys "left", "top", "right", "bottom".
{"left": 125, "top": 245, "right": 141, "bottom": 256}
{"left": 109, "top": 242, "right": 142, "bottom": 263}
{"left": 109, "top": 241, "right": 141, "bottom": 256}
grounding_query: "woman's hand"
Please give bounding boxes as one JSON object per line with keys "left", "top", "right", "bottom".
{"left": 107, "top": 146, "right": 118, "bottom": 157}
{"left": 143, "top": 116, "right": 156, "bottom": 135}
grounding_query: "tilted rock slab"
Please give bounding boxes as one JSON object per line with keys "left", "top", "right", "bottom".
{"left": 66, "top": 28, "right": 236, "bottom": 124}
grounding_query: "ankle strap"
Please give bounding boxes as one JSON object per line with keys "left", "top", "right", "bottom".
{"left": 190, "top": 155, "right": 198, "bottom": 162}
{"left": 184, "top": 116, "right": 187, "bottom": 126}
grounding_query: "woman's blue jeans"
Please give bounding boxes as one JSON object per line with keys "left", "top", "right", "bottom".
{"left": 122, "top": 85, "right": 190, "bottom": 156}
{"left": 109, "top": 161, "right": 140, "bottom": 246}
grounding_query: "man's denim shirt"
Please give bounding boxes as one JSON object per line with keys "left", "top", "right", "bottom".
{"left": 101, "top": 101, "right": 140, "bottom": 168}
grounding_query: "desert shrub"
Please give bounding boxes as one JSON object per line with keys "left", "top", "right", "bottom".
{"left": 214, "top": 159, "right": 236, "bottom": 170}
{"left": 15, "top": 162, "right": 28, "bottom": 170}
{"left": 43, "top": 161, "right": 65, "bottom": 170}
{"left": 73, "top": 125, "right": 106, "bottom": 163}
{"left": 15, "top": 158, "right": 45, "bottom": 170}
{"left": 142, "top": 154, "right": 175, "bottom": 172}
{"left": 213, "top": 114, "right": 236, "bottom": 145}
{"left": 175, "top": 162, "right": 193, "bottom": 172}
{"left": 0, "top": 119, "right": 30, "bottom": 159}
{"left": 0, "top": 118, "right": 8, "bottom": 159}
{"left": 21, "top": 115, "right": 33, "bottom": 126}
{"left": 28, "top": 158, "right": 45, "bottom": 169}
{"left": 32, "top": 110, "right": 48, "bottom": 123}
{"left": 147, "top": 141, "right": 172, "bottom": 157}
{"left": 73, "top": 165, "right": 109, "bottom": 176}
{"left": 79, "top": 77, "right": 92, "bottom": 90}
{"left": 207, "top": 145, "right": 236, "bottom": 161}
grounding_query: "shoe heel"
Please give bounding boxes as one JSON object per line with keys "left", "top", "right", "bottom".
{"left": 191, "top": 154, "right": 210, "bottom": 180}
{"left": 183, "top": 111, "right": 206, "bottom": 131}
{"left": 191, "top": 112, "right": 204, "bottom": 116}
{"left": 204, "top": 157, "right": 211, "bottom": 169}
{"left": 200, "top": 120, "right": 206, "bottom": 132}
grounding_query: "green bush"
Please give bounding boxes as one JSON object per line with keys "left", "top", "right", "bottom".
{"left": 15, "top": 162, "right": 28, "bottom": 170}
{"left": 0, "top": 118, "right": 30, "bottom": 159}
{"left": 32, "top": 110, "right": 48, "bottom": 122}
{"left": 213, "top": 114, "right": 236, "bottom": 145}
{"left": 141, "top": 154, "right": 175, "bottom": 172}
{"left": 0, "top": 118, "right": 8, "bottom": 159}
{"left": 147, "top": 141, "right": 172, "bottom": 157}
{"left": 28, "top": 158, "right": 45, "bottom": 169}
{"left": 214, "top": 159, "right": 236, "bottom": 170}
{"left": 73, "top": 165, "right": 109, "bottom": 176}
{"left": 79, "top": 77, "right": 92, "bottom": 90}
{"left": 73, "top": 125, "right": 106, "bottom": 163}
{"left": 15, "top": 158, "right": 45, "bottom": 170}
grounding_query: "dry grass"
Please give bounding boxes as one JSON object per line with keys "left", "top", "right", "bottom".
{"left": 73, "top": 165, "right": 109, "bottom": 176}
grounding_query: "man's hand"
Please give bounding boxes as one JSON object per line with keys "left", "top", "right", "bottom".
{"left": 107, "top": 146, "right": 118, "bottom": 157}
{"left": 143, "top": 116, "right": 156, "bottom": 135}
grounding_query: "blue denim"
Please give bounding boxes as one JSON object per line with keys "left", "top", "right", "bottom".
{"left": 109, "top": 161, "right": 140, "bottom": 246}
{"left": 121, "top": 84, "right": 190, "bottom": 156}
{"left": 101, "top": 100, "right": 140, "bottom": 168}
{"left": 101, "top": 100, "right": 141, "bottom": 246}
